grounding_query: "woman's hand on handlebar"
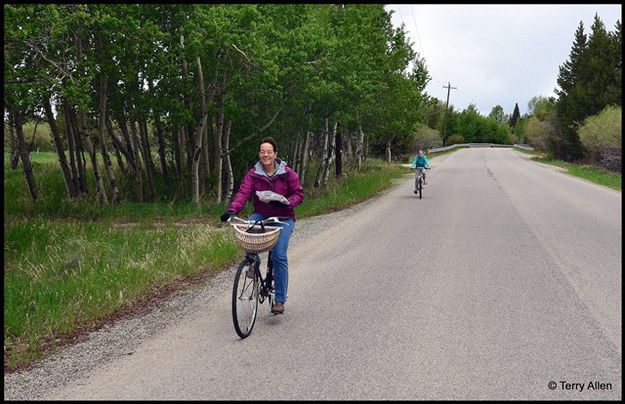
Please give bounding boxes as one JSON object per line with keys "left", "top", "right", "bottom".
{"left": 220, "top": 211, "right": 235, "bottom": 222}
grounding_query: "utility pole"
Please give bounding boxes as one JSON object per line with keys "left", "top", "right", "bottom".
{"left": 442, "top": 82, "right": 457, "bottom": 146}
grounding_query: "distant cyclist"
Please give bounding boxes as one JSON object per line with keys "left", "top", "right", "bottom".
{"left": 411, "top": 149, "right": 430, "bottom": 193}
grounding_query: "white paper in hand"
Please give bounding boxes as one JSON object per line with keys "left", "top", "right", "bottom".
{"left": 255, "top": 190, "right": 289, "bottom": 205}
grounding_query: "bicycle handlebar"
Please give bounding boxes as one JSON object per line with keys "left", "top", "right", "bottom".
{"left": 227, "top": 215, "right": 291, "bottom": 226}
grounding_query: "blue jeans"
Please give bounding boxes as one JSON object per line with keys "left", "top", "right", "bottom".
{"left": 248, "top": 213, "right": 295, "bottom": 304}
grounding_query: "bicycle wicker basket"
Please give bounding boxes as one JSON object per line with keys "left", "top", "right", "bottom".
{"left": 231, "top": 224, "right": 282, "bottom": 253}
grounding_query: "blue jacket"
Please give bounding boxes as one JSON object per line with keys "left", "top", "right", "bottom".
{"left": 411, "top": 154, "right": 430, "bottom": 168}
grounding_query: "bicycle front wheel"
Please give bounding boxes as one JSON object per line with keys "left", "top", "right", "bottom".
{"left": 232, "top": 259, "right": 259, "bottom": 339}
{"left": 418, "top": 178, "right": 423, "bottom": 199}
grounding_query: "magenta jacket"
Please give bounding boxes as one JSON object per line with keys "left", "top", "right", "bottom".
{"left": 227, "top": 159, "right": 304, "bottom": 221}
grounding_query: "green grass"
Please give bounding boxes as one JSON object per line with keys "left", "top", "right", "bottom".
{"left": 4, "top": 218, "right": 238, "bottom": 367}
{"left": 510, "top": 147, "right": 621, "bottom": 191}
{"left": 297, "top": 161, "right": 411, "bottom": 217}
{"left": 3, "top": 156, "right": 409, "bottom": 371}
{"left": 532, "top": 155, "right": 621, "bottom": 191}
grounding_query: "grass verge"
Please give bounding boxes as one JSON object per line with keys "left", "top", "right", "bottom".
{"left": 512, "top": 148, "right": 621, "bottom": 191}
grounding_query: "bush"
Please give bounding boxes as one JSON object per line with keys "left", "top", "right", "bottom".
{"left": 523, "top": 116, "right": 554, "bottom": 151}
{"left": 446, "top": 134, "right": 464, "bottom": 145}
{"left": 578, "top": 105, "right": 621, "bottom": 172}
{"left": 412, "top": 123, "right": 443, "bottom": 151}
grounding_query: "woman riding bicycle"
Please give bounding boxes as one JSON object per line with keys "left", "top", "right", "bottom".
{"left": 221, "top": 136, "right": 304, "bottom": 314}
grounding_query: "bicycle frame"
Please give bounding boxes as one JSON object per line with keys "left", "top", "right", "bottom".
{"left": 414, "top": 167, "right": 429, "bottom": 199}
{"left": 416, "top": 167, "right": 426, "bottom": 183}
{"left": 243, "top": 250, "right": 274, "bottom": 304}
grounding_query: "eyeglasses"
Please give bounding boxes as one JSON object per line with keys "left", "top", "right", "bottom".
{"left": 259, "top": 151, "right": 274, "bottom": 156}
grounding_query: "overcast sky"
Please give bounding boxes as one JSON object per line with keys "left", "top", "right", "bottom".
{"left": 386, "top": 4, "right": 622, "bottom": 116}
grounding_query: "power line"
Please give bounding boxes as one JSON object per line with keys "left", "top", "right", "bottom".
{"left": 410, "top": 6, "right": 426, "bottom": 60}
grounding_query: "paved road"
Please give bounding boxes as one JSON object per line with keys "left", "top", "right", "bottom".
{"left": 40, "top": 148, "right": 622, "bottom": 400}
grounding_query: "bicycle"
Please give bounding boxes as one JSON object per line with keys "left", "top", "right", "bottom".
{"left": 226, "top": 215, "right": 290, "bottom": 339}
{"left": 414, "top": 166, "right": 430, "bottom": 199}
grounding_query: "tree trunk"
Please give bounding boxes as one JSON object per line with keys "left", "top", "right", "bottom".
{"left": 214, "top": 92, "right": 225, "bottom": 203}
{"left": 180, "top": 36, "right": 194, "bottom": 174}
{"left": 63, "top": 100, "right": 80, "bottom": 194}
{"left": 153, "top": 115, "right": 167, "bottom": 178}
{"left": 356, "top": 123, "right": 365, "bottom": 170}
{"left": 78, "top": 109, "right": 108, "bottom": 204}
{"left": 385, "top": 139, "right": 392, "bottom": 163}
{"left": 322, "top": 120, "right": 337, "bottom": 186}
{"left": 116, "top": 115, "right": 136, "bottom": 167}
{"left": 345, "top": 130, "right": 353, "bottom": 165}
{"left": 69, "top": 105, "right": 88, "bottom": 195}
{"left": 173, "top": 128, "right": 182, "bottom": 177}
{"left": 6, "top": 107, "right": 19, "bottom": 169}
{"left": 106, "top": 116, "right": 127, "bottom": 175}
{"left": 97, "top": 74, "right": 120, "bottom": 204}
{"left": 178, "top": 126, "right": 187, "bottom": 176}
{"left": 191, "top": 113, "right": 209, "bottom": 204}
{"left": 12, "top": 108, "right": 38, "bottom": 200}
{"left": 129, "top": 121, "right": 144, "bottom": 202}
{"left": 300, "top": 130, "right": 311, "bottom": 186}
{"left": 223, "top": 120, "right": 234, "bottom": 201}
{"left": 148, "top": 80, "right": 168, "bottom": 179}
{"left": 335, "top": 122, "right": 342, "bottom": 178}
{"left": 292, "top": 132, "right": 301, "bottom": 172}
{"left": 196, "top": 56, "right": 209, "bottom": 195}
{"left": 201, "top": 115, "right": 210, "bottom": 194}
{"left": 139, "top": 119, "right": 156, "bottom": 199}
{"left": 314, "top": 118, "right": 330, "bottom": 188}
{"left": 110, "top": 135, "right": 126, "bottom": 175}
{"left": 42, "top": 96, "right": 77, "bottom": 198}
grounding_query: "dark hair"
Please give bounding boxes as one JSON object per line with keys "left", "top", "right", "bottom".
{"left": 259, "top": 136, "right": 278, "bottom": 153}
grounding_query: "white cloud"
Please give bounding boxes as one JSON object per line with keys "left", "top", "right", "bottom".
{"left": 387, "top": 4, "right": 622, "bottom": 115}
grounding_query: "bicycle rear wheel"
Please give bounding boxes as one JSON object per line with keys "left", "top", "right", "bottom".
{"left": 418, "top": 178, "right": 423, "bottom": 199}
{"left": 232, "top": 259, "right": 259, "bottom": 339}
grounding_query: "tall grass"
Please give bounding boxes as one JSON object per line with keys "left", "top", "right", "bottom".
{"left": 4, "top": 218, "right": 238, "bottom": 368}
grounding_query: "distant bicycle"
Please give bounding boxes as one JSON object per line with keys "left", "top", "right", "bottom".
{"left": 226, "top": 215, "right": 290, "bottom": 339}
{"left": 414, "top": 166, "right": 430, "bottom": 199}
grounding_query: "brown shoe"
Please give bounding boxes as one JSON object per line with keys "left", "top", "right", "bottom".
{"left": 271, "top": 302, "right": 285, "bottom": 314}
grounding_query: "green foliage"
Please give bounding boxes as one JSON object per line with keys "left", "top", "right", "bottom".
{"left": 578, "top": 105, "right": 621, "bottom": 171}
{"left": 523, "top": 116, "right": 553, "bottom": 151}
{"left": 446, "top": 134, "right": 465, "bottom": 145}
{"left": 554, "top": 14, "right": 621, "bottom": 161}
{"left": 509, "top": 103, "right": 521, "bottom": 129}
{"left": 488, "top": 105, "right": 509, "bottom": 126}
{"left": 449, "top": 104, "right": 511, "bottom": 145}
{"left": 527, "top": 96, "right": 557, "bottom": 120}
{"left": 4, "top": 4, "right": 432, "bottom": 205}
{"left": 412, "top": 123, "right": 443, "bottom": 151}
